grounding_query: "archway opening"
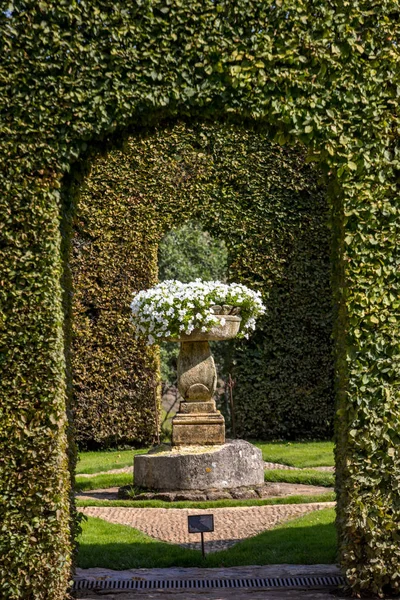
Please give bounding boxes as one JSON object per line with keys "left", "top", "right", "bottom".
{"left": 70, "top": 120, "right": 334, "bottom": 450}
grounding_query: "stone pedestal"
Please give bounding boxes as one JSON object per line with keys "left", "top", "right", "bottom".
{"left": 134, "top": 439, "right": 264, "bottom": 491}
{"left": 133, "top": 315, "right": 252, "bottom": 492}
{"left": 167, "top": 315, "right": 240, "bottom": 446}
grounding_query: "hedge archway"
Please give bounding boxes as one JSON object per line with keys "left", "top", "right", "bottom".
{"left": 71, "top": 121, "right": 334, "bottom": 448}
{"left": 1, "top": 2, "right": 399, "bottom": 598}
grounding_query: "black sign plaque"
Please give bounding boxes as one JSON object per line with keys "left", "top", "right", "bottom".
{"left": 188, "top": 514, "right": 214, "bottom": 534}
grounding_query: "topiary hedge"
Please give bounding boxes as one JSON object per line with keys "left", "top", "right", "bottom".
{"left": 72, "top": 122, "right": 334, "bottom": 445}
{"left": 1, "top": 1, "right": 399, "bottom": 597}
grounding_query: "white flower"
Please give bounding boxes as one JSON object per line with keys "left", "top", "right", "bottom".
{"left": 131, "top": 279, "right": 265, "bottom": 341}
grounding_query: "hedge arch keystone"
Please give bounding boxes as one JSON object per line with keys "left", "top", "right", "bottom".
{"left": 1, "top": 2, "right": 399, "bottom": 599}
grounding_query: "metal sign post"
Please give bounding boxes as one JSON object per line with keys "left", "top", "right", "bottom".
{"left": 188, "top": 514, "right": 214, "bottom": 559}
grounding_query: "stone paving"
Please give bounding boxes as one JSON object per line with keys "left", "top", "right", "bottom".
{"left": 73, "top": 565, "right": 349, "bottom": 600}
{"left": 75, "top": 564, "right": 341, "bottom": 582}
{"left": 80, "top": 502, "right": 335, "bottom": 552}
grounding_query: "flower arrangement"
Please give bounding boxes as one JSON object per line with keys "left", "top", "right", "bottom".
{"left": 130, "top": 279, "right": 266, "bottom": 345}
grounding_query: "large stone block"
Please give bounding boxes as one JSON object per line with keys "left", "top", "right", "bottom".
{"left": 134, "top": 439, "right": 264, "bottom": 491}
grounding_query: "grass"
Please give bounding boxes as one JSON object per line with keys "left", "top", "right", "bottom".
{"left": 76, "top": 491, "right": 335, "bottom": 509}
{"left": 75, "top": 473, "right": 133, "bottom": 492}
{"left": 253, "top": 440, "right": 334, "bottom": 468}
{"left": 77, "top": 508, "right": 337, "bottom": 569}
{"left": 264, "top": 469, "right": 334, "bottom": 488}
{"left": 76, "top": 448, "right": 148, "bottom": 475}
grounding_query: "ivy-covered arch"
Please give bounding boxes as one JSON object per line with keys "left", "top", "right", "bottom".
{"left": 1, "top": 2, "right": 399, "bottom": 599}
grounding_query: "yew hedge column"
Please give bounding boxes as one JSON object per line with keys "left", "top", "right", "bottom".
{"left": 334, "top": 180, "right": 400, "bottom": 595}
{"left": 0, "top": 181, "right": 73, "bottom": 600}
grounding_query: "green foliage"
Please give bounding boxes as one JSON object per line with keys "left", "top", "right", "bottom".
{"left": 77, "top": 509, "right": 336, "bottom": 569}
{"left": 1, "top": 1, "right": 399, "bottom": 596}
{"left": 70, "top": 159, "right": 161, "bottom": 449}
{"left": 158, "top": 221, "right": 228, "bottom": 283}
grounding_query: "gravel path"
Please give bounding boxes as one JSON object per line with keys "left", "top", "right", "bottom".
{"left": 81, "top": 502, "right": 334, "bottom": 552}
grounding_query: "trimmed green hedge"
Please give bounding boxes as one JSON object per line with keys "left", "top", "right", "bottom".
{"left": 72, "top": 122, "right": 334, "bottom": 446}
{"left": 70, "top": 151, "right": 160, "bottom": 449}
{"left": 1, "top": 1, "right": 399, "bottom": 597}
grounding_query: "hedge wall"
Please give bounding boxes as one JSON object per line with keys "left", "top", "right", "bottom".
{"left": 1, "top": 1, "right": 399, "bottom": 597}
{"left": 70, "top": 156, "right": 160, "bottom": 449}
{"left": 72, "top": 122, "right": 334, "bottom": 446}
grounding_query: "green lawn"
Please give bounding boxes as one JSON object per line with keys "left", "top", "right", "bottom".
{"left": 76, "top": 492, "right": 335, "bottom": 510}
{"left": 76, "top": 448, "right": 148, "bottom": 475}
{"left": 77, "top": 441, "right": 334, "bottom": 475}
{"left": 264, "top": 469, "right": 334, "bottom": 488}
{"left": 77, "top": 508, "right": 336, "bottom": 569}
{"left": 253, "top": 441, "right": 334, "bottom": 468}
{"left": 75, "top": 473, "right": 133, "bottom": 492}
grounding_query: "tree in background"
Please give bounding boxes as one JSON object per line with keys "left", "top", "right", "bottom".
{"left": 158, "top": 221, "right": 231, "bottom": 439}
{"left": 158, "top": 220, "right": 229, "bottom": 383}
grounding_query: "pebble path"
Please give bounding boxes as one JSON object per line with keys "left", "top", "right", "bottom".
{"left": 80, "top": 502, "right": 335, "bottom": 552}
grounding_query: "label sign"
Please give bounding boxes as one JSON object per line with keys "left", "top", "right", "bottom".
{"left": 188, "top": 514, "right": 214, "bottom": 534}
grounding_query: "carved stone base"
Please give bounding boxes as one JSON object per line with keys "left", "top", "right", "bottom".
{"left": 172, "top": 412, "right": 225, "bottom": 446}
{"left": 134, "top": 439, "right": 264, "bottom": 491}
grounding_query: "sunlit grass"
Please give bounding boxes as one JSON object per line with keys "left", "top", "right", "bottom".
{"left": 264, "top": 469, "right": 334, "bottom": 488}
{"left": 253, "top": 440, "right": 334, "bottom": 468}
{"left": 76, "top": 448, "right": 148, "bottom": 475}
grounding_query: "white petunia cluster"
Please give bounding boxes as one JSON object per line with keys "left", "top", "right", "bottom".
{"left": 130, "top": 279, "right": 266, "bottom": 345}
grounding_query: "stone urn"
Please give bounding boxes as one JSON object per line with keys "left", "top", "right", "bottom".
{"left": 166, "top": 314, "right": 241, "bottom": 446}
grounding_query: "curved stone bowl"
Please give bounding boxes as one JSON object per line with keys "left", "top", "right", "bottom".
{"left": 163, "top": 314, "right": 241, "bottom": 343}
